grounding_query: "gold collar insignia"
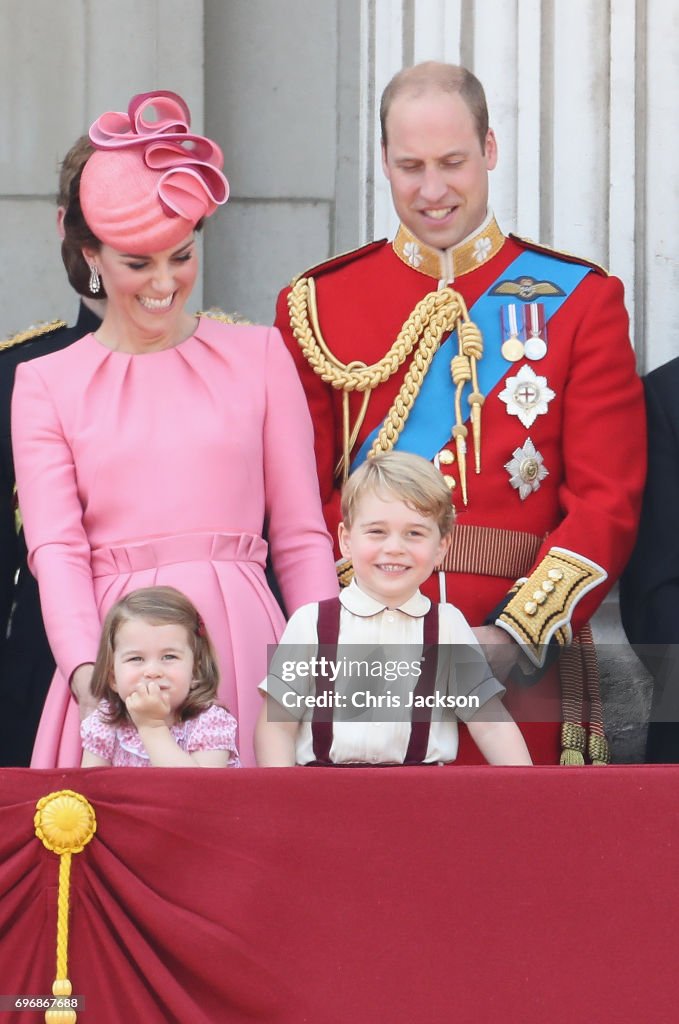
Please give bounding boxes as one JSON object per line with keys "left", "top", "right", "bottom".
{"left": 392, "top": 216, "right": 505, "bottom": 281}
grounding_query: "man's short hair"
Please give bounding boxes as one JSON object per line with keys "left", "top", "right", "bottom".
{"left": 380, "top": 61, "right": 489, "bottom": 150}
{"left": 341, "top": 451, "right": 455, "bottom": 537}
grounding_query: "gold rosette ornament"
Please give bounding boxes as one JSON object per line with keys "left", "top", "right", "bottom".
{"left": 34, "top": 790, "right": 97, "bottom": 1023}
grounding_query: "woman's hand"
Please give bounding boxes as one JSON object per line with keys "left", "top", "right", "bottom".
{"left": 70, "top": 663, "right": 98, "bottom": 721}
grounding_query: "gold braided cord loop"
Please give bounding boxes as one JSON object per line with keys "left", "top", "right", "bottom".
{"left": 288, "top": 276, "right": 485, "bottom": 490}
{"left": 458, "top": 320, "right": 483, "bottom": 361}
{"left": 289, "top": 277, "right": 459, "bottom": 390}
{"left": 35, "top": 790, "right": 97, "bottom": 1023}
{"left": 368, "top": 320, "right": 448, "bottom": 458}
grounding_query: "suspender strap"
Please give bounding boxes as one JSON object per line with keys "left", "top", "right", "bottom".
{"left": 312, "top": 598, "right": 441, "bottom": 765}
{"left": 403, "top": 604, "right": 440, "bottom": 765}
{"left": 311, "top": 597, "right": 342, "bottom": 762}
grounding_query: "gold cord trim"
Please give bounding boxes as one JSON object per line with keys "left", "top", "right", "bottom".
{"left": 35, "top": 790, "right": 97, "bottom": 1023}
{"left": 288, "top": 278, "right": 484, "bottom": 492}
{"left": 497, "top": 549, "right": 607, "bottom": 665}
{"left": 0, "top": 320, "right": 67, "bottom": 352}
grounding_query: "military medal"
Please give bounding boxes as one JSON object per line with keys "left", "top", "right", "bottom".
{"left": 498, "top": 364, "right": 555, "bottom": 428}
{"left": 504, "top": 438, "right": 549, "bottom": 500}
{"left": 524, "top": 302, "right": 547, "bottom": 361}
{"left": 501, "top": 304, "right": 525, "bottom": 362}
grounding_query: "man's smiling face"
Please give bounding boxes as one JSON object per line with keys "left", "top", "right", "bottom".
{"left": 381, "top": 88, "right": 497, "bottom": 251}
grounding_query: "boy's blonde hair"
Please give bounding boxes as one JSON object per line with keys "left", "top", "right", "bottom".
{"left": 341, "top": 451, "right": 455, "bottom": 536}
{"left": 91, "top": 586, "right": 221, "bottom": 726}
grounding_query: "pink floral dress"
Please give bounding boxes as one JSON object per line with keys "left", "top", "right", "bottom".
{"left": 81, "top": 702, "right": 240, "bottom": 767}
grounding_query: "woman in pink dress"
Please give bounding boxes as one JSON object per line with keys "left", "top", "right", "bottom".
{"left": 11, "top": 91, "right": 338, "bottom": 767}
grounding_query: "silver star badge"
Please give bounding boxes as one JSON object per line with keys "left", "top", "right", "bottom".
{"left": 498, "top": 365, "right": 555, "bottom": 429}
{"left": 505, "top": 438, "right": 549, "bottom": 500}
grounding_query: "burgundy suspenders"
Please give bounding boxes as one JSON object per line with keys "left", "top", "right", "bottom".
{"left": 402, "top": 603, "right": 439, "bottom": 764}
{"left": 311, "top": 598, "right": 342, "bottom": 763}
{"left": 310, "top": 598, "right": 440, "bottom": 765}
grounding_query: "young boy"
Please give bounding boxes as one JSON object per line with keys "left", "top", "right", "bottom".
{"left": 255, "top": 452, "right": 532, "bottom": 766}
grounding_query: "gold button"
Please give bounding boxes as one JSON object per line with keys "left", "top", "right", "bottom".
{"left": 533, "top": 590, "right": 547, "bottom": 605}
{"left": 443, "top": 475, "right": 456, "bottom": 489}
{"left": 542, "top": 580, "right": 555, "bottom": 593}
{"left": 548, "top": 568, "right": 564, "bottom": 582}
{"left": 438, "top": 449, "right": 455, "bottom": 465}
{"left": 524, "top": 601, "right": 538, "bottom": 615}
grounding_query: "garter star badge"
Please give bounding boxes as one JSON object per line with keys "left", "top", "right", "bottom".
{"left": 505, "top": 438, "right": 549, "bottom": 500}
{"left": 498, "top": 365, "right": 555, "bottom": 429}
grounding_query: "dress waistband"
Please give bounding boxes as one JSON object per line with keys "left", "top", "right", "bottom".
{"left": 90, "top": 532, "right": 268, "bottom": 577}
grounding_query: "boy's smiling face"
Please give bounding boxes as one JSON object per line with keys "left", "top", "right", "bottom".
{"left": 338, "top": 489, "right": 450, "bottom": 608}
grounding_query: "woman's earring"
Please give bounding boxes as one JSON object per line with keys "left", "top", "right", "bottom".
{"left": 89, "top": 264, "right": 101, "bottom": 295}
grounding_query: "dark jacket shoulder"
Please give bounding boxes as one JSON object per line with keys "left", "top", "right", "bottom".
{"left": 645, "top": 355, "right": 679, "bottom": 397}
{"left": 0, "top": 303, "right": 102, "bottom": 437}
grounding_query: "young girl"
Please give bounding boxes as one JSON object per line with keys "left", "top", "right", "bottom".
{"left": 81, "top": 587, "right": 240, "bottom": 768}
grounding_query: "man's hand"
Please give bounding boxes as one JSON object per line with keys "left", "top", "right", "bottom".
{"left": 472, "top": 624, "right": 524, "bottom": 683}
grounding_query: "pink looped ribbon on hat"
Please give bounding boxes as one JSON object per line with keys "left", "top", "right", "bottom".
{"left": 89, "top": 90, "right": 229, "bottom": 219}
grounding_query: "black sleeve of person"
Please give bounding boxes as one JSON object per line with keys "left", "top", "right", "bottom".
{"left": 620, "top": 363, "right": 679, "bottom": 656}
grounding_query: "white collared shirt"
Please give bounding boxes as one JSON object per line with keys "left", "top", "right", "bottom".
{"left": 260, "top": 580, "right": 505, "bottom": 765}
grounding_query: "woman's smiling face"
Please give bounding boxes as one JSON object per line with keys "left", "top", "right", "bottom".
{"left": 83, "top": 232, "right": 198, "bottom": 350}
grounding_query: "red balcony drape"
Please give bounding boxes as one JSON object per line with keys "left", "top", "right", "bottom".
{"left": 1, "top": 766, "right": 677, "bottom": 1023}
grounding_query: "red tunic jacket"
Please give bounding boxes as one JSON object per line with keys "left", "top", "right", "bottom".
{"left": 275, "top": 219, "right": 646, "bottom": 762}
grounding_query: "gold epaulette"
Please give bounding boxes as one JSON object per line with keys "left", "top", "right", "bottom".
{"left": 197, "top": 307, "right": 253, "bottom": 326}
{"left": 509, "top": 234, "right": 609, "bottom": 276}
{"left": 290, "top": 239, "right": 388, "bottom": 287}
{"left": 496, "top": 547, "right": 607, "bottom": 666}
{"left": 0, "top": 319, "right": 68, "bottom": 353}
{"left": 336, "top": 559, "right": 354, "bottom": 588}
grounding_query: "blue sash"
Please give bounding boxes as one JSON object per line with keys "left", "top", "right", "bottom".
{"left": 352, "top": 249, "right": 590, "bottom": 469}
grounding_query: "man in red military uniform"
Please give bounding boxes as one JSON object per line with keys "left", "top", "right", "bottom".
{"left": 275, "top": 62, "right": 645, "bottom": 764}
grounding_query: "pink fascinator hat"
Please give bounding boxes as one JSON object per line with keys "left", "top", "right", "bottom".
{"left": 80, "top": 90, "right": 229, "bottom": 252}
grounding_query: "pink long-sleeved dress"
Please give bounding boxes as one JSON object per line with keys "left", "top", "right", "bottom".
{"left": 12, "top": 317, "right": 338, "bottom": 766}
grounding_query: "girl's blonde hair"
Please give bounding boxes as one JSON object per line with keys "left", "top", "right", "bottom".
{"left": 90, "top": 586, "right": 221, "bottom": 726}
{"left": 341, "top": 451, "right": 455, "bottom": 535}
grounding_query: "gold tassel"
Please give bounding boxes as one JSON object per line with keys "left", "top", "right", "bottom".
{"left": 560, "top": 723, "right": 586, "bottom": 766}
{"left": 588, "top": 732, "right": 611, "bottom": 766}
{"left": 452, "top": 425, "right": 468, "bottom": 505}
{"left": 34, "top": 791, "right": 97, "bottom": 1024}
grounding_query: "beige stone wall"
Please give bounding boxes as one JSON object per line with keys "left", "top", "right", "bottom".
{"left": 202, "top": 0, "right": 362, "bottom": 323}
{"left": 0, "top": 0, "right": 204, "bottom": 338}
